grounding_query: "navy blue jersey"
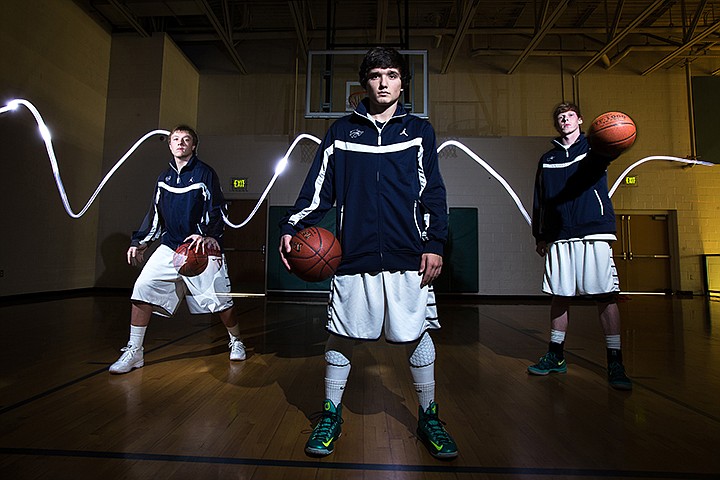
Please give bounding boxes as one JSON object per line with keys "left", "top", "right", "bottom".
{"left": 281, "top": 100, "right": 448, "bottom": 275}
{"left": 532, "top": 134, "right": 616, "bottom": 243}
{"left": 131, "top": 155, "right": 226, "bottom": 251}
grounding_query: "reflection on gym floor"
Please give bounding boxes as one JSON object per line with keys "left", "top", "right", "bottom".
{"left": 0, "top": 292, "right": 718, "bottom": 479}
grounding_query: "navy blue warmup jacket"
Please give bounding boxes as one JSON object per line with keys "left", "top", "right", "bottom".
{"left": 281, "top": 100, "right": 448, "bottom": 275}
{"left": 532, "top": 133, "right": 616, "bottom": 244}
{"left": 131, "top": 154, "right": 226, "bottom": 251}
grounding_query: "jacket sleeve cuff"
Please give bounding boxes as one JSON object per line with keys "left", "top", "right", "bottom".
{"left": 423, "top": 239, "right": 444, "bottom": 257}
{"left": 280, "top": 224, "right": 298, "bottom": 237}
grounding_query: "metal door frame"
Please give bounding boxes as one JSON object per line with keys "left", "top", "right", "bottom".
{"left": 615, "top": 209, "right": 680, "bottom": 294}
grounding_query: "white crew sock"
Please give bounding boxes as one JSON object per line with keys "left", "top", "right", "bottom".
{"left": 129, "top": 325, "right": 147, "bottom": 349}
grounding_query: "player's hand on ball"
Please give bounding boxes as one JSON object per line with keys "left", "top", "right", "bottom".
{"left": 284, "top": 227, "right": 341, "bottom": 282}
{"left": 185, "top": 234, "right": 204, "bottom": 253}
{"left": 279, "top": 234, "right": 293, "bottom": 271}
{"left": 184, "top": 234, "right": 219, "bottom": 255}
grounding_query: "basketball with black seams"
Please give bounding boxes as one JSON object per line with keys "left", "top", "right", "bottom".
{"left": 586, "top": 111, "right": 637, "bottom": 158}
{"left": 173, "top": 242, "right": 210, "bottom": 277}
{"left": 287, "top": 227, "right": 342, "bottom": 282}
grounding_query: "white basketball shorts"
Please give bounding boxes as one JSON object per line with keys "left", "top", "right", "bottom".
{"left": 131, "top": 244, "right": 233, "bottom": 317}
{"left": 327, "top": 271, "right": 440, "bottom": 343}
{"left": 542, "top": 236, "right": 620, "bottom": 297}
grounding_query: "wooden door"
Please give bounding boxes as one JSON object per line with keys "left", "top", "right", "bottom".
{"left": 614, "top": 213, "right": 672, "bottom": 293}
{"left": 223, "top": 199, "right": 267, "bottom": 293}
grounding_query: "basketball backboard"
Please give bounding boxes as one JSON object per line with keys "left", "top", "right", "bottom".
{"left": 305, "top": 50, "right": 428, "bottom": 119}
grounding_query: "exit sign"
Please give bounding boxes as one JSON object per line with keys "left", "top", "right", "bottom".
{"left": 624, "top": 175, "right": 638, "bottom": 186}
{"left": 231, "top": 177, "right": 248, "bottom": 192}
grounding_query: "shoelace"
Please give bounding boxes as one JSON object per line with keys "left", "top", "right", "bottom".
{"left": 608, "top": 362, "right": 626, "bottom": 377}
{"left": 538, "top": 354, "right": 555, "bottom": 367}
{"left": 309, "top": 411, "right": 343, "bottom": 439}
{"left": 118, "top": 345, "right": 139, "bottom": 362}
{"left": 228, "top": 340, "right": 245, "bottom": 350}
{"left": 422, "top": 416, "right": 452, "bottom": 443}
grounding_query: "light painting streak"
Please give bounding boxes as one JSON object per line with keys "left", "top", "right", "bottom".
{"left": 609, "top": 156, "right": 714, "bottom": 197}
{"left": 4, "top": 98, "right": 716, "bottom": 231}
{"left": 223, "top": 133, "right": 320, "bottom": 228}
{"left": 438, "top": 140, "right": 532, "bottom": 225}
{"left": 1, "top": 98, "right": 169, "bottom": 219}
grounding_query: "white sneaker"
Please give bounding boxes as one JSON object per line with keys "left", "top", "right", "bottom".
{"left": 109, "top": 344, "right": 144, "bottom": 374}
{"left": 229, "top": 338, "right": 246, "bottom": 361}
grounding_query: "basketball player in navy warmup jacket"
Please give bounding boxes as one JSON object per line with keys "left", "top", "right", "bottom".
{"left": 528, "top": 102, "right": 632, "bottom": 391}
{"left": 279, "top": 47, "right": 458, "bottom": 459}
{"left": 109, "top": 125, "right": 246, "bottom": 374}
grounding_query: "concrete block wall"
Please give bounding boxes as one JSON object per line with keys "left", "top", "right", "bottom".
{"left": 0, "top": 0, "right": 111, "bottom": 296}
{"left": 2, "top": 0, "right": 719, "bottom": 296}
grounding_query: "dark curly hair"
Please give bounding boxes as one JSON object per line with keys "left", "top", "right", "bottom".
{"left": 358, "top": 47, "right": 411, "bottom": 90}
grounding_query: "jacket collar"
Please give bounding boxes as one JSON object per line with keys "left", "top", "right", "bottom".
{"left": 551, "top": 132, "right": 587, "bottom": 150}
{"left": 170, "top": 154, "right": 198, "bottom": 174}
{"left": 353, "top": 98, "right": 408, "bottom": 123}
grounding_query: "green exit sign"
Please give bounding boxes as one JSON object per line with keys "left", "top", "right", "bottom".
{"left": 624, "top": 176, "right": 638, "bottom": 186}
{"left": 231, "top": 177, "right": 248, "bottom": 192}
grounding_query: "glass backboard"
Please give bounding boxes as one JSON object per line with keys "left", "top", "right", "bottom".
{"left": 305, "top": 50, "right": 428, "bottom": 119}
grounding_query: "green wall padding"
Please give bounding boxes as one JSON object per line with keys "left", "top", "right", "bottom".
{"left": 267, "top": 206, "right": 478, "bottom": 293}
{"left": 692, "top": 76, "right": 720, "bottom": 164}
{"left": 434, "top": 207, "right": 479, "bottom": 293}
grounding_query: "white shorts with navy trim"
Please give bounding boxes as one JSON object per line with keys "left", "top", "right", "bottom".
{"left": 542, "top": 237, "right": 620, "bottom": 297}
{"left": 131, "top": 244, "right": 233, "bottom": 317}
{"left": 327, "top": 271, "right": 440, "bottom": 343}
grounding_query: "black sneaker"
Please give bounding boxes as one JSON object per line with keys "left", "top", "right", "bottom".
{"left": 608, "top": 361, "right": 633, "bottom": 390}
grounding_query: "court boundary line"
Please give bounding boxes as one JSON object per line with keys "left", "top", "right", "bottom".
{"left": 0, "top": 447, "right": 717, "bottom": 478}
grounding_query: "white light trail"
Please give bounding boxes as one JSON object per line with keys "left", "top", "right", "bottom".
{"left": 1, "top": 98, "right": 169, "bottom": 219}
{"left": 4, "top": 98, "right": 715, "bottom": 231}
{"left": 609, "top": 156, "right": 714, "bottom": 197}
{"left": 223, "top": 133, "right": 320, "bottom": 228}
{"left": 438, "top": 140, "right": 532, "bottom": 225}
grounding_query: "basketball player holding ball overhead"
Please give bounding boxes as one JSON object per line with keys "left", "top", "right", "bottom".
{"left": 528, "top": 102, "right": 632, "bottom": 390}
{"left": 109, "top": 125, "right": 246, "bottom": 374}
{"left": 279, "top": 47, "right": 458, "bottom": 459}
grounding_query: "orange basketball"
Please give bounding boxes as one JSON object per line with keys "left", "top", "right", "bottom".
{"left": 286, "top": 227, "right": 342, "bottom": 282}
{"left": 173, "top": 242, "right": 209, "bottom": 277}
{"left": 586, "top": 111, "right": 636, "bottom": 158}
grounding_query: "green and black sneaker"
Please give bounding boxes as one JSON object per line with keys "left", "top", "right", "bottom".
{"left": 417, "top": 402, "right": 458, "bottom": 459}
{"left": 608, "top": 361, "right": 633, "bottom": 391}
{"left": 305, "top": 399, "right": 343, "bottom": 457}
{"left": 527, "top": 351, "right": 567, "bottom": 375}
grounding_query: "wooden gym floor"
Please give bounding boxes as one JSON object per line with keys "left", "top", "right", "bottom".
{"left": 0, "top": 291, "right": 719, "bottom": 480}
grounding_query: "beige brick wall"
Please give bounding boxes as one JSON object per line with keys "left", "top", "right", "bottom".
{"left": 1, "top": 0, "right": 111, "bottom": 295}
{"left": 3, "top": 0, "right": 718, "bottom": 295}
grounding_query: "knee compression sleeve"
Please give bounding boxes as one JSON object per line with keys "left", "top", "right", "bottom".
{"left": 324, "top": 336, "right": 354, "bottom": 405}
{"left": 324, "top": 334, "right": 355, "bottom": 367}
{"left": 325, "top": 349, "right": 351, "bottom": 367}
{"left": 408, "top": 332, "right": 436, "bottom": 368}
{"left": 408, "top": 333, "right": 436, "bottom": 409}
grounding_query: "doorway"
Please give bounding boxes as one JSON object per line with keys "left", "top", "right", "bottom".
{"left": 223, "top": 199, "right": 267, "bottom": 294}
{"left": 613, "top": 212, "right": 676, "bottom": 294}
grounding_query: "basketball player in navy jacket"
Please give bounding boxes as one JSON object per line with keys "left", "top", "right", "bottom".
{"left": 528, "top": 102, "right": 632, "bottom": 390}
{"left": 109, "top": 125, "right": 246, "bottom": 374}
{"left": 279, "top": 47, "right": 458, "bottom": 459}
